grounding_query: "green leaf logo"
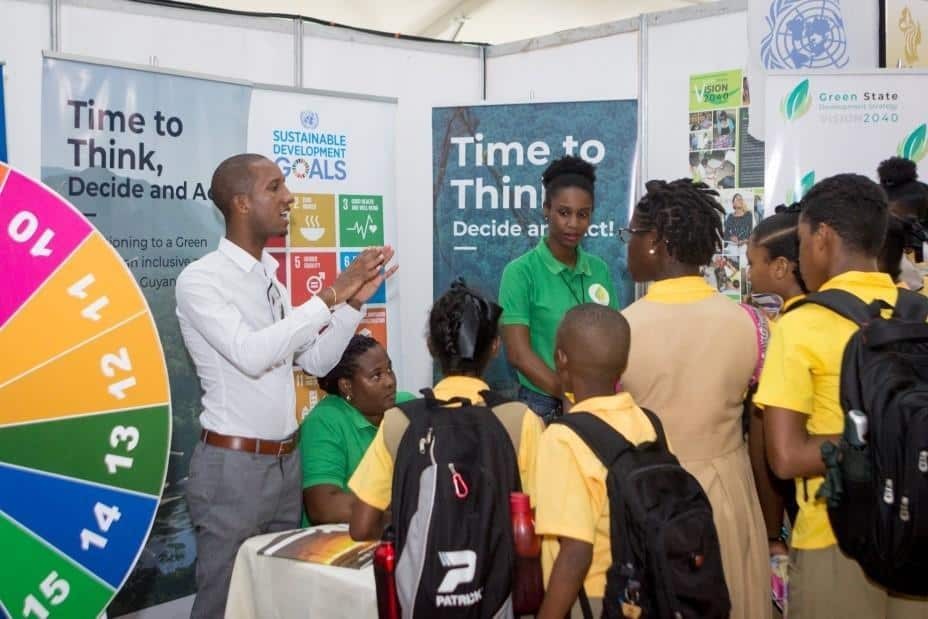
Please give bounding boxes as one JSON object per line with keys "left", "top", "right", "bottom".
{"left": 781, "top": 79, "right": 811, "bottom": 121}
{"left": 787, "top": 170, "right": 816, "bottom": 203}
{"left": 898, "top": 124, "right": 928, "bottom": 162}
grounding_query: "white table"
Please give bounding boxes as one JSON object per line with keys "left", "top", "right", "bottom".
{"left": 225, "top": 527, "right": 378, "bottom": 619}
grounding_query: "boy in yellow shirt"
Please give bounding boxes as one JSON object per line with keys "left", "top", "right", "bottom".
{"left": 534, "top": 303, "right": 658, "bottom": 618}
{"left": 754, "top": 173, "right": 928, "bottom": 618}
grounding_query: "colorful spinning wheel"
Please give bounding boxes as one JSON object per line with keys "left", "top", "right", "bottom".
{"left": 0, "top": 164, "right": 171, "bottom": 618}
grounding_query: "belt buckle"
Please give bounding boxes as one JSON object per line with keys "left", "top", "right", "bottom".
{"left": 254, "top": 438, "right": 262, "bottom": 455}
{"left": 277, "top": 441, "right": 285, "bottom": 457}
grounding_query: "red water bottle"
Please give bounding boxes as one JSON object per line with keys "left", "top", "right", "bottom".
{"left": 510, "top": 492, "right": 544, "bottom": 614}
{"left": 373, "top": 528, "right": 401, "bottom": 619}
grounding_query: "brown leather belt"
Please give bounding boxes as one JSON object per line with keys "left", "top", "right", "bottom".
{"left": 200, "top": 429, "right": 300, "bottom": 456}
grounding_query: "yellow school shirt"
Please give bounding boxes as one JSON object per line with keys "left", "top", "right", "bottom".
{"left": 643, "top": 276, "right": 717, "bottom": 304}
{"left": 534, "top": 393, "right": 658, "bottom": 597}
{"left": 347, "top": 375, "right": 544, "bottom": 510}
{"left": 781, "top": 294, "right": 805, "bottom": 314}
{"left": 754, "top": 271, "right": 899, "bottom": 549}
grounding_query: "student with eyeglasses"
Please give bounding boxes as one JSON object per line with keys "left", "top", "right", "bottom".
{"left": 175, "top": 153, "right": 396, "bottom": 619}
{"left": 498, "top": 156, "right": 618, "bottom": 422}
{"left": 618, "top": 178, "right": 771, "bottom": 619}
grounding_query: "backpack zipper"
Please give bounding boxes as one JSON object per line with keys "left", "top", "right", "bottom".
{"left": 411, "top": 433, "right": 438, "bottom": 603}
{"left": 419, "top": 427, "right": 433, "bottom": 454}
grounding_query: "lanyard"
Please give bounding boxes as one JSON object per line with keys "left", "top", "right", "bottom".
{"left": 559, "top": 271, "right": 586, "bottom": 305}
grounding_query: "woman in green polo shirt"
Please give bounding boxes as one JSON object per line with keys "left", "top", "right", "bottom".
{"left": 299, "top": 334, "right": 414, "bottom": 525}
{"left": 499, "top": 155, "right": 618, "bottom": 421}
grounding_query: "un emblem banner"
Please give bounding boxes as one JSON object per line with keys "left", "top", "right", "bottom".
{"left": 746, "top": 0, "right": 879, "bottom": 140}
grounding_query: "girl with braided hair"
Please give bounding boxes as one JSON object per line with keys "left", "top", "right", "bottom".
{"left": 348, "top": 280, "right": 543, "bottom": 540}
{"left": 619, "top": 178, "right": 771, "bottom": 619}
{"left": 499, "top": 156, "right": 618, "bottom": 421}
{"left": 745, "top": 205, "right": 808, "bottom": 611}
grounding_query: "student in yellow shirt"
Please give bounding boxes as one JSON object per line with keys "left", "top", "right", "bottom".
{"left": 348, "top": 280, "right": 544, "bottom": 540}
{"left": 745, "top": 205, "right": 808, "bottom": 611}
{"left": 754, "top": 173, "right": 928, "bottom": 618}
{"left": 534, "top": 304, "right": 657, "bottom": 618}
{"left": 747, "top": 204, "right": 807, "bottom": 318}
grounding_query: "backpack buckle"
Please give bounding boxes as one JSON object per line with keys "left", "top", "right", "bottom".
{"left": 623, "top": 579, "right": 641, "bottom": 604}
{"left": 689, "top": 552, "right": 705, "bottom": 570}
{"left": 419, "top": 428, "right": 433, "bottom": 454}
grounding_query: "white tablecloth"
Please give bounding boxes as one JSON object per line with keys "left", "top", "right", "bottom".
{"left": 225, "top": 528, "right": 378, "bottom": 619}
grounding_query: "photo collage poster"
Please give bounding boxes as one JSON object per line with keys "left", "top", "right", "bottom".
{"left": 689, "top": 69, "right": 766, "bottom": 302}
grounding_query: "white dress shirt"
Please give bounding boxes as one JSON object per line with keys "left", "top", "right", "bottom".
{"left": 176, "top": 238, "right": 362, "bottom": 439}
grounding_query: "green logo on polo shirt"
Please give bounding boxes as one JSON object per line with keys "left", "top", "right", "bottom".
{"left": 588, "top": 283, "right": 610, "bottom": 305}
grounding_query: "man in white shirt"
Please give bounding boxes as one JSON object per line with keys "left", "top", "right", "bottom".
{"left": 176, "top": 154, "right": 396, "bottom": 618}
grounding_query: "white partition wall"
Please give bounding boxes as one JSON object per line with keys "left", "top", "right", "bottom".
{"left": 0, "top": 0, "right": 50, "bottom": 178}
{"left": 303, "top": 26, "right": 484, "bottom": 389}
{"left": 60, "top": 0, "right": 295, "bottom": 86}
{"left": 645, "top": 3, "right": 748, "bottom": 185}
{"left": 486, "top": 27, "right": 640, "bottom": 102}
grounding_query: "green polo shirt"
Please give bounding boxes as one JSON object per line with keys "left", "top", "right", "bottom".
{"left": 499, "top": 238, "right": 618, "bottom": 394}
{"left": 300, "top": 390, "right": 415, "bottom": 526}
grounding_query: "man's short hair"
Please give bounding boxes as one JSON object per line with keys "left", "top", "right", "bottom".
{"left": 210, "top": 153, "right": 268, "bottom": 216}
{"left": 801, "top": 173, "right": 889, "bottom": 256}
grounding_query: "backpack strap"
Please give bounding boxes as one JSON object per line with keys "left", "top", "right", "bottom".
{"left": 488, "top": 402, "right": 526, "bottom": 455}
{"left": 739, "top": 303, "right": 770, "bottom": 386}
{"left": 382, "top": 390, "right": 525, "bottom": 459}
{"left": 639, "top": 408, "right": 669, "bottom": 451}
{"left": 894, "top": 288, "right": 928, "bottom": 322}
{"left": 550, "top": 412, "right": 634, "bottom": 467}
{"left": 477, "top": 389, "right": 511, "bottom": 408}
{"left": 382, "top": 394, "right": 445, "bottom": 457}
{"left": 785, "top": 289, "right": 873, "bottom": 326}
{"left": 552, "top": 408, "right": 668, "bottom": 468}
{"left": 382, "top": 404, "right": 417, "bottom": 458}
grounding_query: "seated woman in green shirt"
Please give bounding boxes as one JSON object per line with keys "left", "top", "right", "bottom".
{"left": 499, "top": 156, "right": 618, "bottom": 421}
{"left": 300, "top": 334, "right": 414, "bottom": 525}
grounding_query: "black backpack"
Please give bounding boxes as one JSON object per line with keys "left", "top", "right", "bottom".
{"left": 787, "top": 288, "right": 928, "bottom": 595}
{"left": 388, "top": 390, "right": 522, "bottom": 618}
{"left": 551, "top": 409, "right": 730, "bottom": 619}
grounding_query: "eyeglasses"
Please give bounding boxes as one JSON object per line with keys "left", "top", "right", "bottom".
{"left": 617, "top": 227, "right": 651, "bottom": 243}
{"left": 266, "top": 280, "right": 285, "bottom": 322}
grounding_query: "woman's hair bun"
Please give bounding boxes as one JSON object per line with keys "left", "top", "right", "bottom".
{"left": 878, "top": 156, "right": 918, "bottom": 189}
{"left": 542, "top": 155, "right": 596, "bottom": 187}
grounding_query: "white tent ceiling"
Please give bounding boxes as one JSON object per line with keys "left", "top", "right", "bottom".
{"left": 186, "top": 0, "right": 721, "bottom": 43}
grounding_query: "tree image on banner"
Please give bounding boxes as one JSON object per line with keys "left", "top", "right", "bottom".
{"left": 898, "top": 124, "right": 927, "bottom": 162}
{"left": 761, "top": 0, "right": 851, "bottom": 69}
{"left": 781, "top": 79, "right": 812, "bottom": 120}
{"left": 787, "top": 170, "right": 816, "bottom": 203}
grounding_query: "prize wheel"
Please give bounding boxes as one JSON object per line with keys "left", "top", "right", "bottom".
{"left": 0, "top": 164, "right": 171, "bottom": 618}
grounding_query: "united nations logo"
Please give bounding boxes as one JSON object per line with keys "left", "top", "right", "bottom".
{"left": 760, "top": 0, "right": 850, "bottom": 70}
{"left": 300, "top": 110, "right": 319, "bottom": 130}
{"left": 291, "top": 158, "right": 311, "bottom": 179}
